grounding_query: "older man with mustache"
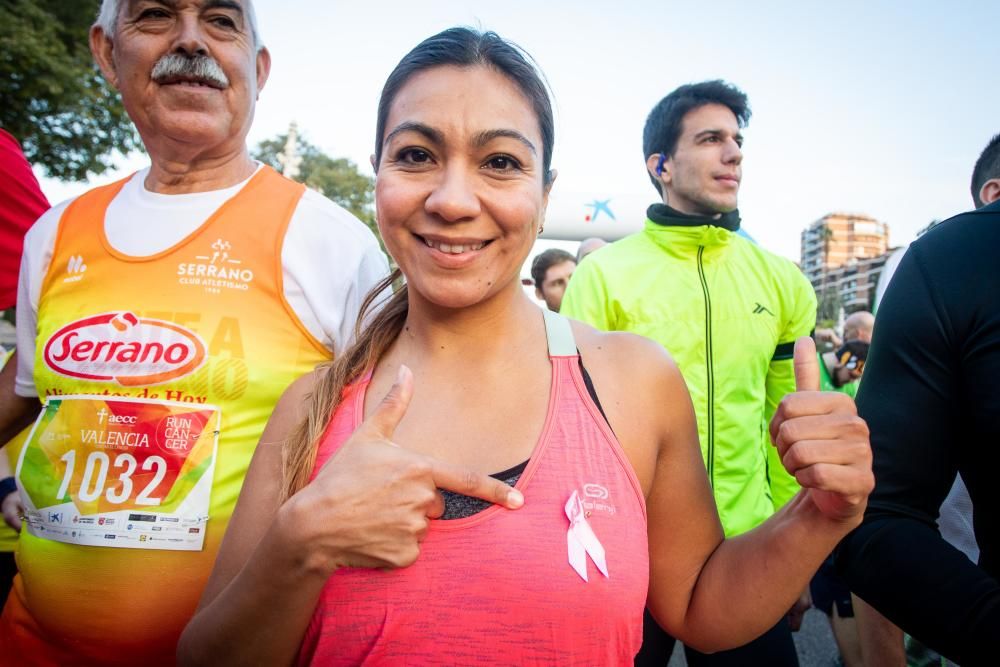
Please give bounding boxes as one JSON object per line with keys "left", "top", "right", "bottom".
{"left": 0, "top": 1, "right": 387, "bottom": 663}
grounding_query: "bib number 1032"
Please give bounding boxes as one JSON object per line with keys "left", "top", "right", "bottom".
{"left": 56, "top": 450, "right": 166, "bottom": 506}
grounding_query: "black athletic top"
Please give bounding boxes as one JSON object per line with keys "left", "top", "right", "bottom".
{"left": 835, "top": 200, "right": 1000, "bottom": 664}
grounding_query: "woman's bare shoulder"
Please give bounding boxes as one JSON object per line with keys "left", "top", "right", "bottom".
{"left": 564, "top": 319, "right": 692, "bottom": 493}
{"left": 568, "top": 319, "right": 687, "bottom": 408}
{"left": 567, "top": 318, "right": 680, "bottom": 382}
{"left": 256, "top": 368, "right": 326, "bottom": 453}
{"left": 283, "top": 367, "right": 324, "bottom": 404}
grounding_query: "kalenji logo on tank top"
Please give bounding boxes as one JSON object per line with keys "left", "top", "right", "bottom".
{"left": 581, "top": 483, "right": 617, "bottom": 516}
{"left": 43, "top": 312, "right": 206, "bottom": 386}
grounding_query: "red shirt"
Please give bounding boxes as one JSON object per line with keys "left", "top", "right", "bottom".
{"left": 1, "top": 129, "right": 49, "bottom": 309}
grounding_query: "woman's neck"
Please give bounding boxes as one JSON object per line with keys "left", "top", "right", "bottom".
{"left": 390, "top": 287, "right": 544, "bottom": 366}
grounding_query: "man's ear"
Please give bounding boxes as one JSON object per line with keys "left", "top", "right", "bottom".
{"left": 90, "top": 25, "right": 119, "bottom": 89}
{"left": 255, "top": 47, "right": 272, "bottom": 97}
{"left": 645, "top": 153, "right": 669, "bottom": 183}
{"left": 370, "top": 153, "right": 378, "bottom": 173}
{"left": 980, "top": 178, "right": 1000, "bottom": 206}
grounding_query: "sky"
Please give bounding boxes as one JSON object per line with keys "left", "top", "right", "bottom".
{"left": 36, "top": 0, "right": 1000, "bottom": 264}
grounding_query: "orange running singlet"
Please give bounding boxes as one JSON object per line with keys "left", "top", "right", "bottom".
{"left": 1, "top": 166, "right": 330, "bottom": 666}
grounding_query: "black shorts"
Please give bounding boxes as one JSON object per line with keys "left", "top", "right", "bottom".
{"left": 0, "top": 550, "right": 16, "bottom": 608}
{"left": 636, "top": 608, "right": 799, "bottom": 666}
{"left": 810, "top": 556, "right": 854, "bottom": 618}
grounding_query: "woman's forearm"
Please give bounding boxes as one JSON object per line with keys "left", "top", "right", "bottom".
{"left": 177, "top": 507, "right": 331, "bottom": 666}
{"left": 675, "top": 491, "right": 858, "bottom": 652}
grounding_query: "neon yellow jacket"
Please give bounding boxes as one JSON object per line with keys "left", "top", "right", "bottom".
{"left": 562, "top": 207, "right": 816, "bottom": 536}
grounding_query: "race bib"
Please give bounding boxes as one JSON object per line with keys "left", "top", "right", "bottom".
{"left": 15, "top": 395, "right": 220, "bottom": 551}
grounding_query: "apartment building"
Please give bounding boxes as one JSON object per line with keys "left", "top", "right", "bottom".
{"left": 801, "top": 213, "right": 891, "bottom": 313}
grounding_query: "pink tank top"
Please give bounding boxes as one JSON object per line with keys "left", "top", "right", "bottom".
{"left": 298, "top": 310, "right": 649, "bottom": 666}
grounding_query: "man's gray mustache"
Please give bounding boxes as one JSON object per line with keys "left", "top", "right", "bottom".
{"left": 151, "top": 53, "right": 229, "bottom": 88}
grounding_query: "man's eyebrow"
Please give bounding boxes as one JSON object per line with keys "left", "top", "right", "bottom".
{"left": 128, "top": 0, "right": 177, "bottom": 11}
{"left": 205, "top": 0, "right": 245, "bottom": 16}
{"left": 127, "top": 0, "right": 244, "bottom": 17}
{"left": 694, "top": 128, "right": 743, "bottom": 143}
{"left": 472, "top": 129, "right": 537, "bottom": 154}
{"left": 383, "top": 122, "right": 444, "bottom": 149}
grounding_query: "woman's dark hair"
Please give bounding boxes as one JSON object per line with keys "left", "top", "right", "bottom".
{"left": 374, "top": 27, "right": 555, "bottom": 185}
{"left": 282, "top": 28, "right": 554, "bottom": 499}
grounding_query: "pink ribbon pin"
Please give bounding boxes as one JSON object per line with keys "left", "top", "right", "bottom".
{"left": 565, "top": 489, "right": 609, "bottom": 582}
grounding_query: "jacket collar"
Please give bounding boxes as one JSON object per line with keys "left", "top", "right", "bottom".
{"left": 647, "top": 203, "right": 742, "bottom": 232}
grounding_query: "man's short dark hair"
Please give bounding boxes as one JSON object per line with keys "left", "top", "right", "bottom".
{"left": 531, "top": 248, "right": 575, "bottom": 289}
{"left": 642, "top": 80, "right": 751, "bottom": 194}
{"left": 971, "top": 133, "right": 1000, "bottom": 208}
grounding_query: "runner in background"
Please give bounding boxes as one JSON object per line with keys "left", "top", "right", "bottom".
{"left": 576, "top": 236, "right": 607, "bottom": 263}
{"left": 562, "top": 80, "right": 817, "bottom": 666}
{"left": 836, "top": 133, "right": 1000, "bottom": 664}
{"left": 808, "top": 311, "right": 874, "bottom": 667}
{"left": 0, "top": 1, "right": 387, "bottom": 663}
{"left": 530, "top": 248, "right": 575, "bottom": 312}
{"left": 818, "top": 311, "right": 873, "bottom": 399}
{"left": 843, "top": 134, "right": 1000, "bottom": 667}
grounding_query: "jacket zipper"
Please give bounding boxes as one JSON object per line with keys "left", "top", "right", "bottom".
{"left": 697, "top": 245, "right": 715, "bottom": 487}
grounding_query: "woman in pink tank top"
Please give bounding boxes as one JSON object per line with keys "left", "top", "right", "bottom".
{"left": 180, "top": 28, "right": 873, "bottom": 667}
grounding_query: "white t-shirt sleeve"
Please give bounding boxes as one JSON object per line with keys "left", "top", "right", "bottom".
{"left": 15, "top": 199, "right": 71, "bottom": 397}
{"left": 281, "top": 189, "right": 389, "bottom": 356}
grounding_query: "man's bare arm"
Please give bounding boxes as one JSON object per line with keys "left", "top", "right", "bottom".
{"left": 1, "top": 354, "right": 39, "bottom": 447}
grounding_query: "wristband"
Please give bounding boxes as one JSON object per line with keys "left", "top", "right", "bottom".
{"left": 0, "top": 476, "right": 17, "bottom": 501}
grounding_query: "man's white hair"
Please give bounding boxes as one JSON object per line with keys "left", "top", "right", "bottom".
{"left": 95, "top": 0, "right": 263, "bottom": 51}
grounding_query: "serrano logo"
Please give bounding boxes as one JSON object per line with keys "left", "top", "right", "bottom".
{"left": 43, "top": 312, "right": 206, "bottom": 386}
{"left": 177, "top": 237, "right": 254, "bottom": 293}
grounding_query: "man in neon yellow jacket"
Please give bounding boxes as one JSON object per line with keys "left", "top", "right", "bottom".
{"left": 561, "top": 80, "right": 816, "bottom": 666}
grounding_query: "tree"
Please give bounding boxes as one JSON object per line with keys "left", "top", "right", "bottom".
{"left": 254, "top": 132, "right": 381, "bottom": 243}
{"left": 0, "top": 0, "right": 141, "bottom": 181}
{"left": 819, "top": 223, "right": 834, "bottom": 293}
{"left": 817, "top": 285, "right": 842, "bottom": 323}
